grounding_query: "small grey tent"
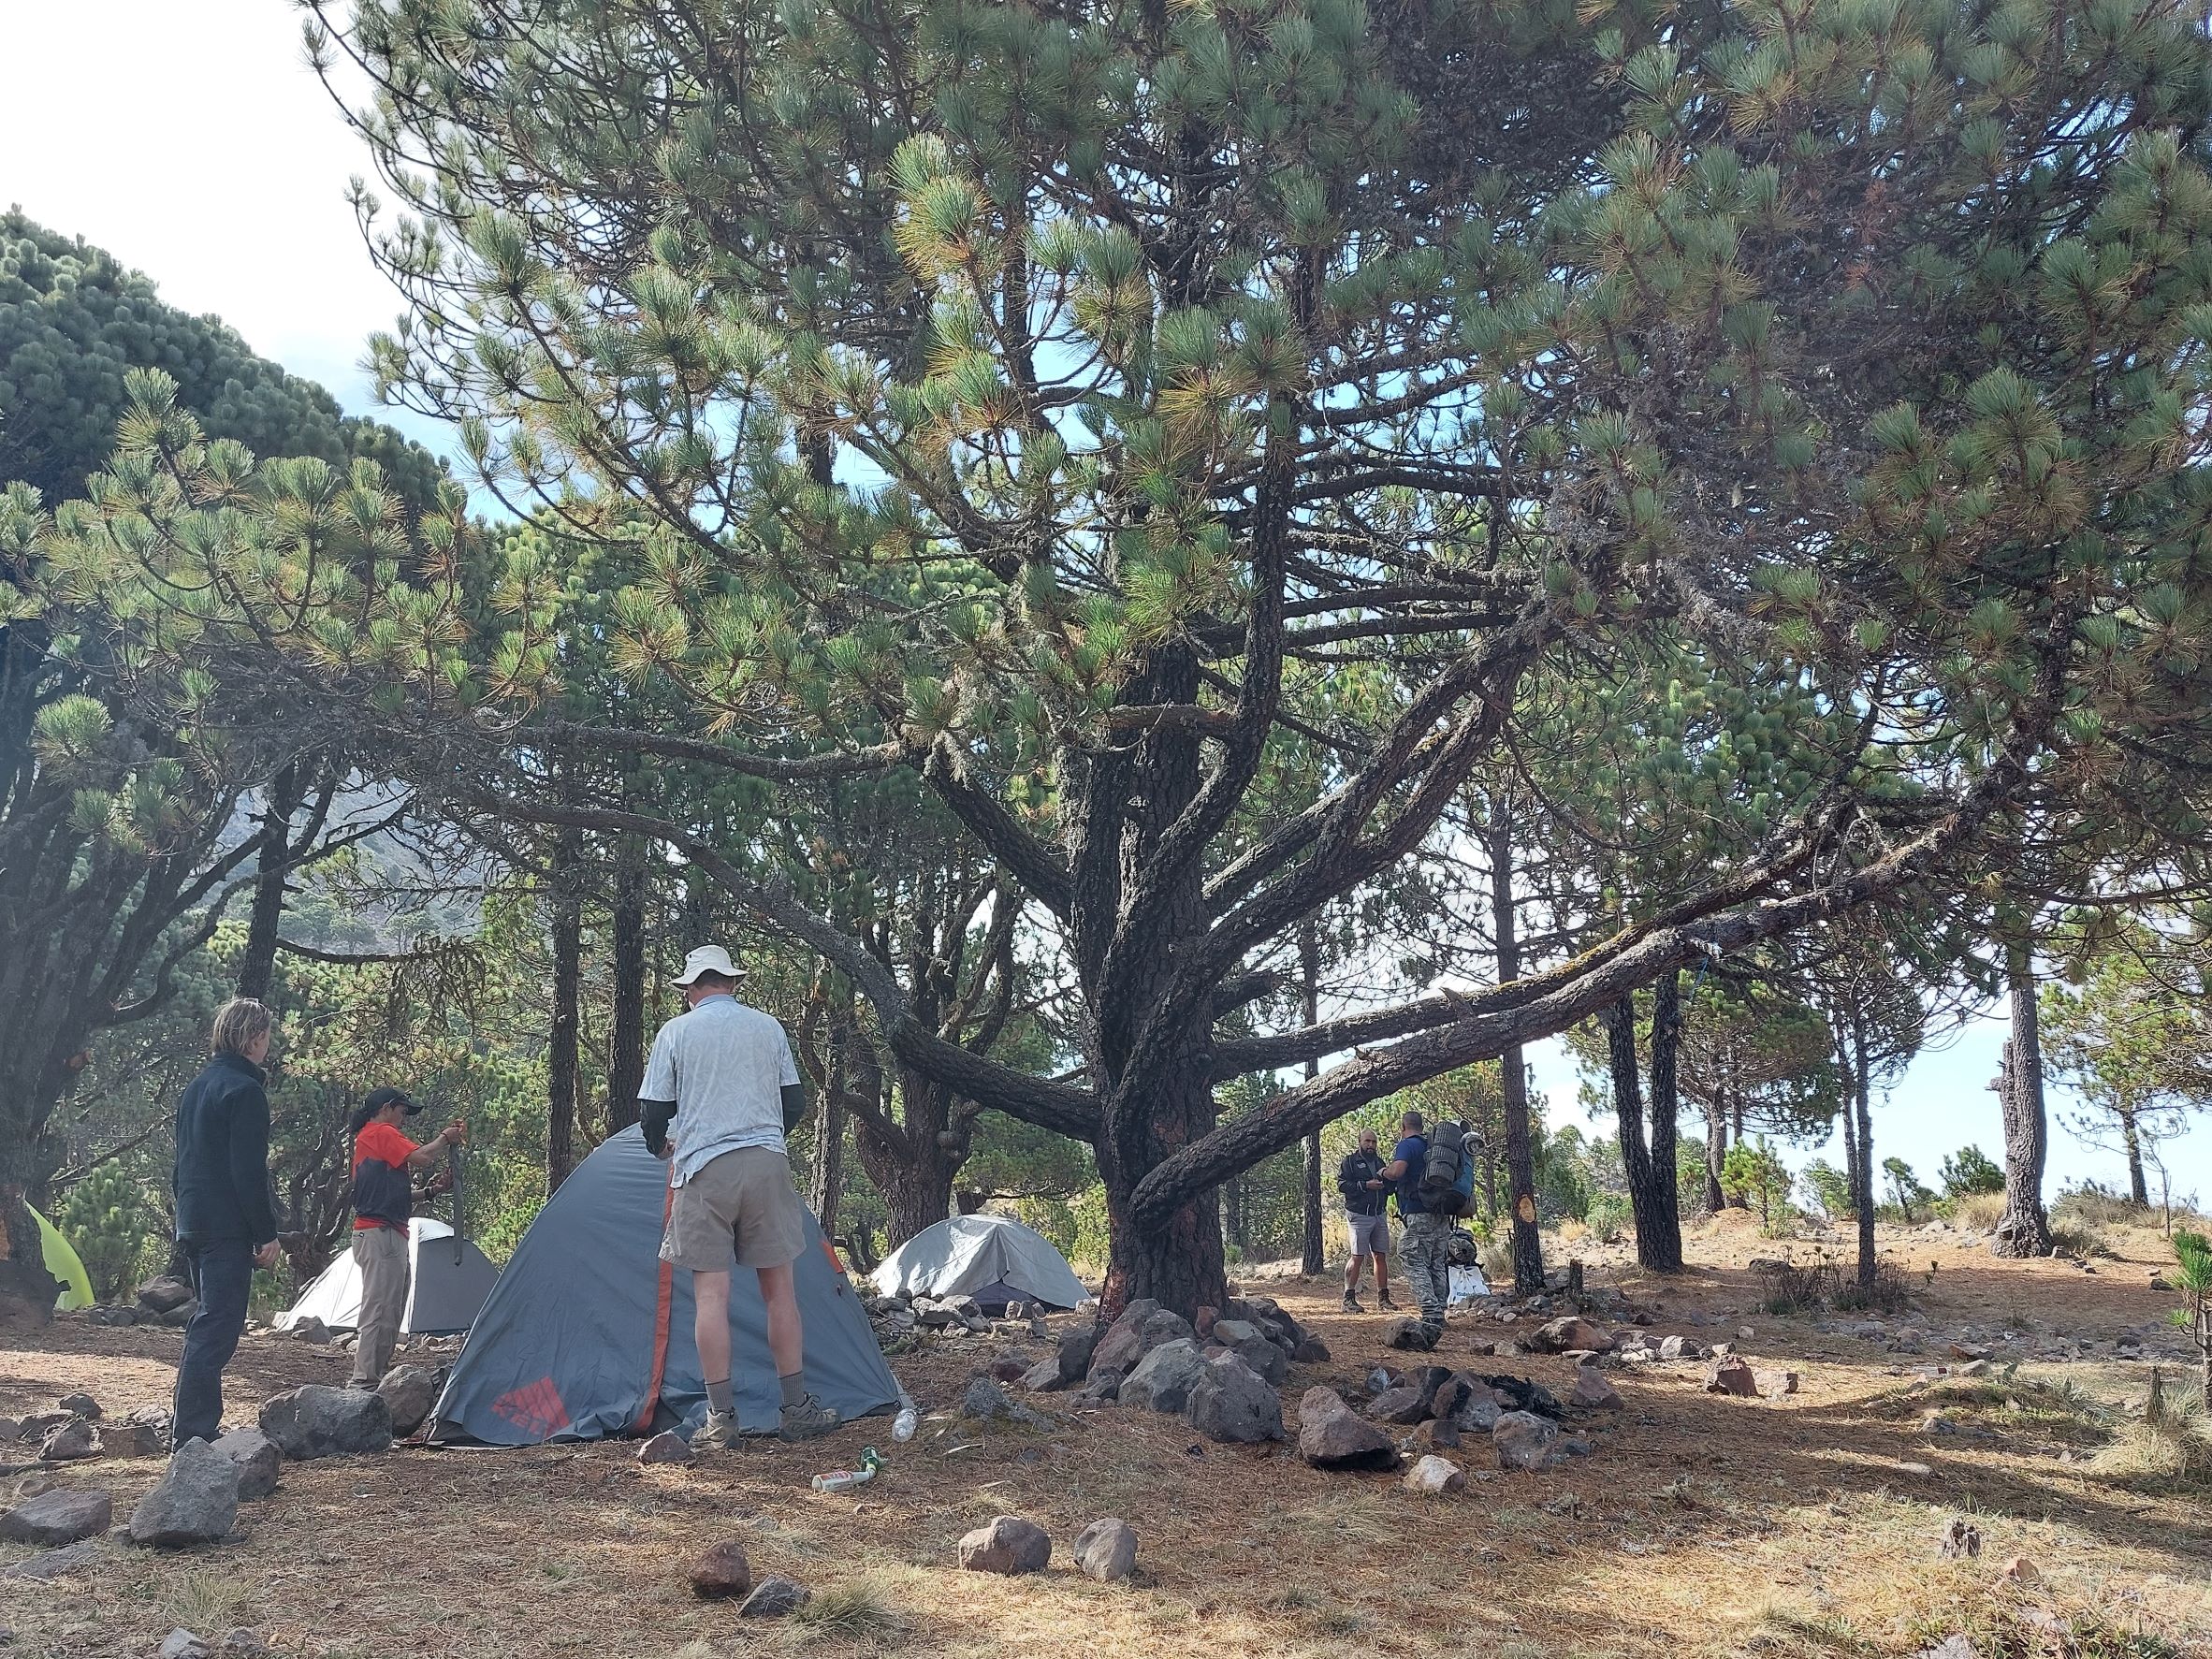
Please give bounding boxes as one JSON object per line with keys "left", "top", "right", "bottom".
{"left": 870, "top": 1213, "right": 1087, "bottom": 1313}
{"left": 273, "top": 1217, "right": 498, "bottom": 1335}
{"left": 430, "top": 1125, "right": 899, "bottom": 1444}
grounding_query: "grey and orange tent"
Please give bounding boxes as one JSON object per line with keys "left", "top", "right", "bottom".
{"left": 429, "top": 1125, "right": 901, "bottom": 1444}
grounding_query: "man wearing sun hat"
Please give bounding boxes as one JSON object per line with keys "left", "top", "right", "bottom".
{"left": 638, "top": 944, "right": 838, "bottom": 1446}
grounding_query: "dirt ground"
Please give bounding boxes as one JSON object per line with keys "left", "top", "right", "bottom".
{"left": 2, "top": 1215, "right": 2207, "bottom": 1659}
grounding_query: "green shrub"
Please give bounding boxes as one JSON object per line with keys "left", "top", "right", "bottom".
{"left": 55, "top": 1166, "right": 161, "bottom": 1302}
{"left": 1721, "top": 1137, "right": 1793, "bottom": 1232}
{"left": 1939, "top": 1143, "right": 2006, "bottom": 1196}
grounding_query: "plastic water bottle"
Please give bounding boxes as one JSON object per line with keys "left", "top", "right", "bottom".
{"left": 892, "top": 1404, "right": 918, "bottom": 1442}
{"left": 810, "top": 1447, "right": 885, "bottom": 1493}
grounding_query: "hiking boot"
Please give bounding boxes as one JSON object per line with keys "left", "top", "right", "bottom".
{"left": 1342, "top": 1292, "right": 1364, "bottom": 1314}
{"left": 691, "top": 1408, "right": 741, "bottom": 1451}
{"left": 779, "top": 1395, "right": 840, "bottom": 1442}
{"left": 1377, "top": 1293, "right": 1398, "bottom": 1311}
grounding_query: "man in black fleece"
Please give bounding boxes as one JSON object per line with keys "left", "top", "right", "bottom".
{"left": 169, "top": 997, "right": 282, "bottom": 1447}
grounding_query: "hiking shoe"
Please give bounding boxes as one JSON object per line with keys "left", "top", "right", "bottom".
{"left": 1377, "top": 1293, "right": 1399, "bottom": 1311}
{"left": 1342, "top": 1293, "right": 1364, "bottom": 1314}
{"left": 779, "top": 1395, "right": 840, "bottom": 1442}
{"left": 691, "top": 1408, "right": 741, "bottom": 1451}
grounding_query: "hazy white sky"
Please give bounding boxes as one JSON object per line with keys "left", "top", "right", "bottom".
{"left": 3, "top": 2, "right": 2204, "bottom": 1209}
{"left": 0, "top": 0, "right": 450, "bottom": 458}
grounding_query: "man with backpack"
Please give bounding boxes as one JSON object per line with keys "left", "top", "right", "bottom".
{"left": 1335, "top": 1127, "right": 1397, "bottom": 1314}
{"left": 1375, "top": 1108, "right": 1452, "bottom": 1348}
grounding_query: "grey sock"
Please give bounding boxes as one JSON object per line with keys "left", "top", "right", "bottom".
{"left": 779, "top": 1371, "right": 807, "bottom": 1408}
{"left": 706, "top": 1377, "right": 734, "bottom": 1415}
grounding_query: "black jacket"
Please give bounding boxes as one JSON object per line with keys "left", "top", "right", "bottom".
{"left": 172, "top": 1053, "right": 279, "bottom": 1245}
{"left": 1337, "top": 1149, "right": 1390, "bottom": 1217}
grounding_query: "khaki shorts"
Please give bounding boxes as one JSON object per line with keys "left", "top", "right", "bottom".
{"left": 660, "top": 1147, "right": 812, "bottom": 1271}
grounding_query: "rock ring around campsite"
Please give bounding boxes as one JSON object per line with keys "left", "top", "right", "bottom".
{"left": 690, "top": 1539, "right": 753, "bottom": 1597}
{"left": 959, "top": 1515, "right": 1053, "bottom": 1575}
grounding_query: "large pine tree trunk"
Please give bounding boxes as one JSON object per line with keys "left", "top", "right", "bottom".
{"left": 1299, "top": 921, "right": 1324, "bottom": 1274}
{"left": 1839, "top": 1087, "right": 1860, "bottom": 1220}
{"left": 849, "top": 1068, "right": 964, "bottom": 1248}
{"left": 870, "top": 1143, "right": 956, "bottom": 1245}
{"left": 605, "top": 834, "right": 647, "bottom": 1133}
{"left": 0, "top": 1113, "right": 59, "bottom": 1333}
{"left": 1704, "top": 1102, "right": 1728, "bottom": 1214}
{"left": 546, "top": 834, "right": 582, "bottom": 1193}
{"left": 1085, "top": 644, "right": 1230, "bottom": 1320}
{"left": 235, "top": 760, "right": 303, "bottom": 1002}
{"left": 1490, "top": 797, "right": 1543, "bottom": 1295}
{"left": 808, "top": 1086, "right": 845, "bottom": 1230}
{"left": 1850, "top": 1014, "right": 1878, "bottom": 1285}
{"left": 1992, "top": 942, "right": 2053, "bottom": 1257}
{"left": 1640, "top": 971, "right": 1685, "bottom": 1271}
{"left": 2120, "top": 1104, "right": 2148, "bottom": 1206}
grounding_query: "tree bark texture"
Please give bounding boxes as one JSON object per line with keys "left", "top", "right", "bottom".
{"left": 1849, "top": 1012, "right": 1877, "bottom": 1286}
{"left": 1299, "top": 920, "right": 1324, "bottom": 1274}
{"left": 2120, "top": 1105, "right": 2148, "bottom": 1206}
{"left": 849, "top": 1067, "right": 964, "bottom": 1247}
{"left": 1703, "top": 1101, "right": 1728, "bottom": 1215}
{"left": 808, "top": 1083, "right": 845, "bottom": 1230}
{"left": 546, "top": 833, "right": 582, "bottom": 1193}
{"left": 1490, "top": 796, "right": 1543, "bottom": 1295}
{"left": 1991, "top": 942, "right": 2053, "bottom": 1257}
{"left": 605, "top": 832, "right": 648, "bottom": 1133}
{"left": 235, "top": 760, "right": 304, "bottom": 1003}
{"left": 1640, "top": 972, "right": 1685, "bottom": 1271}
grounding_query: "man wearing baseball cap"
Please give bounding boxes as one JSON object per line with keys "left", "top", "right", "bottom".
{"left": 347, "top": 1086, "right": 464, "bottom": 1390}
{"left": 639, "top": 944, "right": 838, "bottom": 1445}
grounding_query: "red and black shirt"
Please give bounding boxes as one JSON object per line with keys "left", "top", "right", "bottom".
{"left": 351, "top": 1122, "right": 416, "bottom": 1233}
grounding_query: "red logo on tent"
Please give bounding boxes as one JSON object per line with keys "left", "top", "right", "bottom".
{"left": 492, "top": 1376, "right": 570, "bottom": 1439}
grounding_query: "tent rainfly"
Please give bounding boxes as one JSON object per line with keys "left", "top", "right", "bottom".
{"left": 33, "top": 1209, "right": 92, "bottom": 1311}
{"left": 275, "top": 1217, "right": 499, "bottom": 1336}
{"left": 429, "top": 1125, "right": 900, "bottom": 1444}
{"left": 870, "top": 1213, "right": 1087, "bottom": 1313}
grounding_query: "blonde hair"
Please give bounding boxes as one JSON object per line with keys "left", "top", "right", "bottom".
{"left": 210, "top": 997, "right": 274, "bottom": 1059}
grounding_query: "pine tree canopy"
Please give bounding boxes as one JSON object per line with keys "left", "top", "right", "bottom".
{"left": 0, "top": 211, "right": 447, "bottom": 509}
{"left": 39, "top": 0, "right": 2212, "bottom": 1309}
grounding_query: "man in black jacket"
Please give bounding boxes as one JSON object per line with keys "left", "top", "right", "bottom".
{"left": 169, "top": 997, "right": 282, "bottom": 1448}
{"left": 1336, "top": 1128, "right": 1397, "bottom": 1314}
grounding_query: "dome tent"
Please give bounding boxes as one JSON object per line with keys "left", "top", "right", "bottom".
{"left": 430, "top": 1126, "right": 900, "bottom": 1444}
{"left": 870, "top": 1213, "right": 1087, "bottom": 1314}
{"left": 34, "top": 1208, "right": 92, "bottom": 1311}
{"left": 274, "top": 1217, "right": 499, "bottom": 1336}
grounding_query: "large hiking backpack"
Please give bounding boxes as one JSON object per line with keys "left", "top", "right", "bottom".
{"left": 1418, "top": 1122, "right": 1478, "bottom": 1217}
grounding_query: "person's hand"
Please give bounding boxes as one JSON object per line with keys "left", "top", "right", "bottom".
{"left": 1364, "top": 1179, "right": 1384, "bottom": 1189}
{"left": 444, "top": 1120, "right": 467, "bottom": 1146}
{"left": 254, "top": 1241, "right": 282, "bottom": 1272}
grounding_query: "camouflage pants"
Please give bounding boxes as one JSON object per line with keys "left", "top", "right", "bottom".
{"left": 1399, "top": 1212, "right": 1450, "bottom": 1339}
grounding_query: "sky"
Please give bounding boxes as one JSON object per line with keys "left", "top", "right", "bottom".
{"left": 3, "top": 4, "right": 2205, "bottom": 1210}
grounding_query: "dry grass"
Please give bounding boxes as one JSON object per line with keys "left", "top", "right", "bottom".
{"left": 6, "top": 1220, "right": 2212, "bottom": 1658}
{"left": 2096, "top": 1368, "right": 2212, "bottom": 1488}
{"left": 1949, "top": 1191, "right": 2009, "bottom": 1232}
{"left": 784, "top": 1572, "right": 908, "bottom": 1649}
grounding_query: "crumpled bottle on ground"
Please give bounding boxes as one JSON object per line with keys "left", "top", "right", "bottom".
{"left": 810, "top": 1446, "right": 886, "bottom": 1493}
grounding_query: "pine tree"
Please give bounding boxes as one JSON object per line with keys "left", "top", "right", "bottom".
{"left": 53, "top": 0, "right": 2212, "bottom": 1317}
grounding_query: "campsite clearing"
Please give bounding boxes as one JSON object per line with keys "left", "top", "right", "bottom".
{"left": 1, "top": 1217, "right": 2206, "bottom": 1658}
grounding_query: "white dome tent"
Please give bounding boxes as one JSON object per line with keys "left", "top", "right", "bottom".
{"left": 275, "top": 1217, "right": 500, "bottom": 1336}
{"left": 870, "top": 1214, "right": 1087, "bottom": 1314}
